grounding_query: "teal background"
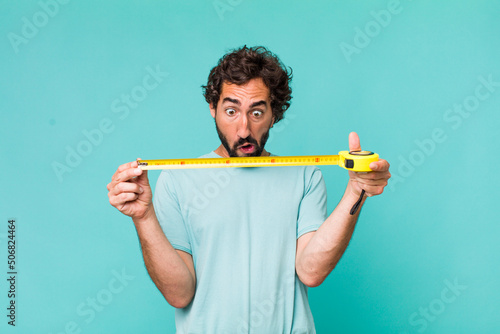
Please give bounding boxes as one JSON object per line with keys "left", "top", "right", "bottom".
{"left": 1, "top": 0, "right": 499, "bottom": 333}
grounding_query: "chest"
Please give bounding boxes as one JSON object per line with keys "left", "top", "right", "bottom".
{"left": 177, "top": 167, "right": 305, "bottom": 239}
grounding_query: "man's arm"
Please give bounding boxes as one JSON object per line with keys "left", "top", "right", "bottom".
{"left": 133, "top": 209, "right": 196, "bottom": 308}
{"left": 295, "top": 181, "right": 365, "bottom": 287}
{"left": 295, "top": 132, "right": 390, "bottom": 287}
{"left": 108, "top": 160, "right": 196, "bottom": 308}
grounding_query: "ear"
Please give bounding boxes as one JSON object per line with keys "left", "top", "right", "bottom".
{"left": 209, "top": 103, "right": 216, "bottom": 118}
{"left": 270, "top": 115, "right": 275, "bottom": 128}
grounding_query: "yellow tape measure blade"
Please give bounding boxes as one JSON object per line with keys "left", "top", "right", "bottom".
{"left": 138, "top": 155, "right": 341, "bottom": 170}
{"left": 137, "top": 151, "right": 378, "bottom": 172}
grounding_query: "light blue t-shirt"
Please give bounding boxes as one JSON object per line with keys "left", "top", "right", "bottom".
{"left": 153, "top": 151, "right": 328, "bottom": 334}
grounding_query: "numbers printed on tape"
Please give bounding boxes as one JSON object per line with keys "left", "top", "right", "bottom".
{"left": 137, "top": 151, "right": 379, "bottom": 172}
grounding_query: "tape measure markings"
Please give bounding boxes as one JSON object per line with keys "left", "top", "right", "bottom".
{"left": 137, "top": 151, "right": 378, "bottom": 172}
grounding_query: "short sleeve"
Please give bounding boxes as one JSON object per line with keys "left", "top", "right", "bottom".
{"left": 296, "top": 167, "right": 327, "bottom": 239}
{"left": 153, "top": 170, "right": 192, "bottom": 254}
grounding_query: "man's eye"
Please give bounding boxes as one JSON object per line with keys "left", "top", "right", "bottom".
{"left": 252, "top": 110, "right": 263, "bottom": 117}
{"left": 225, "top": 108, "right": 236, "bottom": 116}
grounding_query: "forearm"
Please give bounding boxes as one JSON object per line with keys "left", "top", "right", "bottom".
{"left": 296, "top": 181, "right": 365, "bottom": 287}
{"left": 133, "top": 209, "right": 195, "bottom": 308}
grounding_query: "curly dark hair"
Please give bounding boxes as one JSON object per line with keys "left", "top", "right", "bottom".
{"left": 202, "top": 45, "right": 293, "bottom": 124}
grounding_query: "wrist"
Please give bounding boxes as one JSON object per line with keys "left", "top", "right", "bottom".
{"left": 345, "top": 180, "right": 363, "bottom": 201}
{"left": 343, "top": 181, "right": 367, "bottom": 215}
{"left": 132, "top": 204, "right": 156, "bottom": 225}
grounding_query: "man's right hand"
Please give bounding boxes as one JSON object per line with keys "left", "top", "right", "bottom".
{"left": 107, "top": 160, "right": 153, "bottom": 220}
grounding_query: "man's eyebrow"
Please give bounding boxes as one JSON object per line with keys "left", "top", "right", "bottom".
{"left": 249, "top": 100, "right": 267, "bottom": 108}
{"left": 221, "top": 98, "right": 267, "bottom": 109}
{"left": 222, "top": 97, "right": 240, "bottom": 105}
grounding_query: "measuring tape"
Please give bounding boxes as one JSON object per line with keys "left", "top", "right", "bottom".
{"left": 138, "top": 150, "right": 379, "bottom": 215}
{"left": 137, "top": 150, "right": 379, "bottom": 172}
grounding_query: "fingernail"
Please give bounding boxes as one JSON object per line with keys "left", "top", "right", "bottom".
{"left": 134, "top": 168, "right": 141, "bottom": 175}
{"left": 139, "top": 187, "right": 144, "bottom": 193}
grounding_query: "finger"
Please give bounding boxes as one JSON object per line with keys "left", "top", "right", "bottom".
{"left": 113, "top": 160, "right": 138, "bottom": 178}
{"left": 353, "top": 174, "right": 391, "bottom": 187}
{"left": 135, "top": 168, "right": 149, "bottom": 186}
{"left": 369, "top": 159, "right": 390, "bottom": 172}
{"left": 351, "top": 179, "right": 388, "bottom": 196}
{"left": 109, "top": 182, "right": 144, "bottom": 196}
{"left": 353, "top": 177, "right": 389, "bottom": 188}
{"left": 349, "top": 132, "right": 361, "bottom": 152}
{"left": 350, "top": 169, "right": 390, "bottom": 180}
{"left": 114, "top": 165, "right": 143, "bottom": 183}
{"left": 109, "top": 192, "right": 139, "bottom": 207}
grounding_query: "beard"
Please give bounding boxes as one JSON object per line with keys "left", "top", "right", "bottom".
{"left": 215, "top": 120, "right": 270, "bottom": 157}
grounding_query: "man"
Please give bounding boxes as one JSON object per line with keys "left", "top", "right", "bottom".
{"left": 107, "top": 46, "right": 390, "bottom": 333}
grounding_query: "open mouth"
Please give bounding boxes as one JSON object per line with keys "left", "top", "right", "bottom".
{"left": 239, "top": 144, "right": 255, "bottom": 153}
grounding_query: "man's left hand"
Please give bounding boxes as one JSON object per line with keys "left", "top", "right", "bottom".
{"left": 347, "top": 132, "right": 391, "bottom": 197}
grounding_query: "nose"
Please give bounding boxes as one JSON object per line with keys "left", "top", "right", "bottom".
{"left": 236, "top": 113, "right": 251, "bottom": 139}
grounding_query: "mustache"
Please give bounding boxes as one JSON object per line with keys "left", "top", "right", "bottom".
{"left": 235, "top": 136, "right": 258, "bottom": 147}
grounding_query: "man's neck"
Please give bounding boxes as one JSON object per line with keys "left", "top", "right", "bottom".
{"left": 213, "top": 145, "right": 271, "bottom": 158}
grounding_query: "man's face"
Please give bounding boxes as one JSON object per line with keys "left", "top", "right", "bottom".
{"left": 210, "top": 78, "right": 275, "bottom": 157}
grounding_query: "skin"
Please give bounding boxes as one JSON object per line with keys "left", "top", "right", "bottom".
{"left": 210, "top": 78, "right": 275, "bottom": 158}
{"left": 295, "top": 132, "right": 391, "bottom": 287}
{"left": 107, "top": 77, "right": 391, "bottom": 309}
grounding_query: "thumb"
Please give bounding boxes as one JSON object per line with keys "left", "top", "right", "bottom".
{"left": 349, "top": 132, "right": 361, "bottom": 152}
{"left": 135, "top": 158, "right": 150, "bottom": 186}
{"left": 137, "top": 168, "right": 149, "bottom": 185}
